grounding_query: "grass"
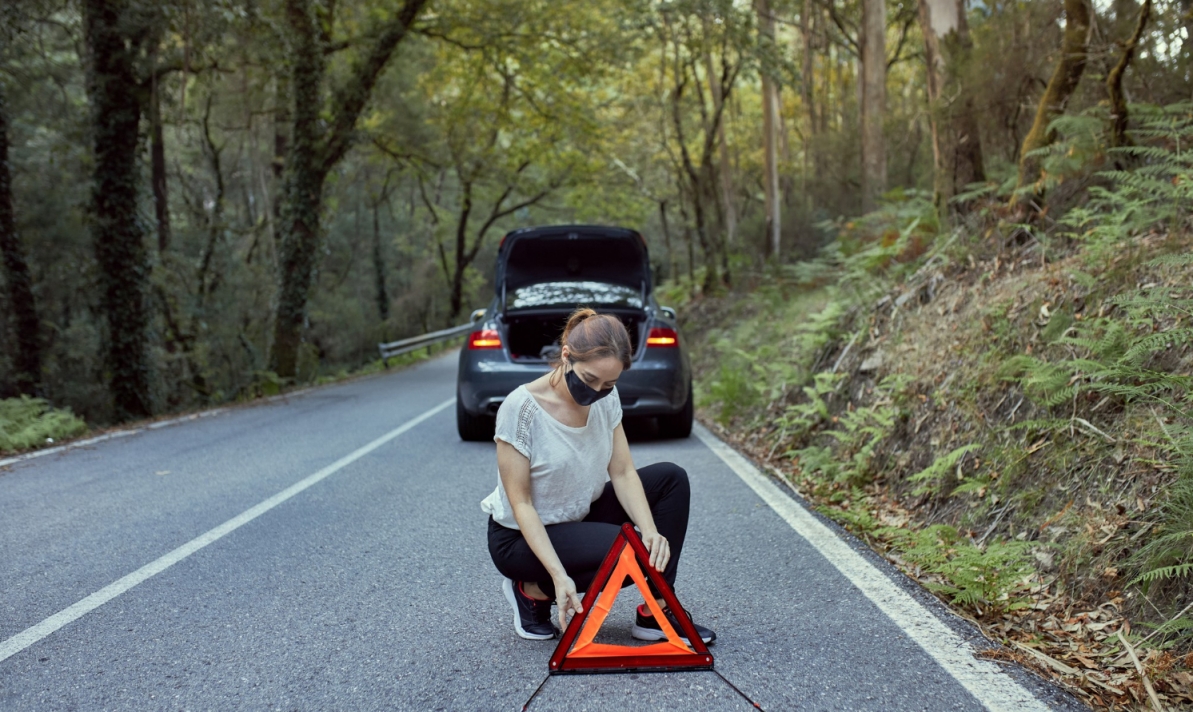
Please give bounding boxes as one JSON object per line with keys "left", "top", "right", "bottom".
{"left": 0, "top": 396, "right": 88, "bottom": 454}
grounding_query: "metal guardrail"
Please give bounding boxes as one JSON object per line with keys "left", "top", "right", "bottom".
{"left": 377, "top": 322, "right": 475, "bottom": 365}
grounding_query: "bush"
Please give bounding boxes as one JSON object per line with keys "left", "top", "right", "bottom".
{"left": 0, "top": 396, "right": 88, "bottom": 453}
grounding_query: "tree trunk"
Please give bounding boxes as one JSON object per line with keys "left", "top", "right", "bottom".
{"left": 449, "top": 179, "right": 472, "bottom": 321}
{"left": 918, "top": 0, "right": 985, "bottom": 216}
{"left": 1012, "top": 0, "right": 1091, "bottom": 208}
{"left": 0, "top": 83, "right": 43, "bottom": 395}
{"left": 82, "top": 0, "right": 153, "bottom": 420}
{"left": 149, "top": 71, "right": 171, "bottom": 253}
{"left": 703, "top": 49, "right": 736, "bottom": 245}
{"left": 271, "top": 0, "right": 326, "bottom": 380}
{"left": 272, "top": 72, "right": 289, "bottom": 216}
{"left": 1107, "top": 0, "right": 1151, "bottom": 149}
{"left": 270, "top": 0, "right": 429, "bottom": 378}
{"left": 861, "top": 0, "right": 888, "bottom": 212}
{"left": 372, "top": 199, "right": 389, "bottom": 322}
{"left": 757, "top": 0, "right": 781, "bottom": 257}
{"left": 659, "top": 199, "right": 676, "bottom": 282}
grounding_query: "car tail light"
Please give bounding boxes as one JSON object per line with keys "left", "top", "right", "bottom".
{"left": 469, "top": 329, "right": 503, "bottom": 350}
{"left": 646, "top": 327, "right": 678, "bottom": 347}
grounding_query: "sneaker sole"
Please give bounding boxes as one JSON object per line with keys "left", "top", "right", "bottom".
{"left": 631, "top": 623, "right": 714, "bottom": 645}
{"left": 502, "top": 578, "right": 556, "bottom": 641}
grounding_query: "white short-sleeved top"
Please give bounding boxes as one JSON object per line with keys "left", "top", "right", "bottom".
{"left": 481, "top": 384, "right": 623, "bottom": 529}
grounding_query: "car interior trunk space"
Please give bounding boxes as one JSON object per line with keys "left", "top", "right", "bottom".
{"left": 504, "top": 310, "right": 644, "bottom": 362}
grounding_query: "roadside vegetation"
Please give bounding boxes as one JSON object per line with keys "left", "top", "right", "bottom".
{"left": 684, "top": 104, "right": 1193, "bottom": 709}
{"left": 0, "top": 395, "right": 87, "bottom": 453}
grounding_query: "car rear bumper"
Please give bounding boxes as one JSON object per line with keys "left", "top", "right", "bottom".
{"left": 458, "top": 349, "right": 689, "bottom": 418}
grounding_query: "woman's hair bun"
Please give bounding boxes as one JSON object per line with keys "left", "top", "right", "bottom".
{"left": 563, "top": 307, "right": 597, "bottom": 336}
{"left": 555, "top": 307, "right": 633, "bottom": 371}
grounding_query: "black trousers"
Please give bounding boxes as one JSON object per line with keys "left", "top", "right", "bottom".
{"left": 487, "top": 462, "right": 690, "bottom": 600}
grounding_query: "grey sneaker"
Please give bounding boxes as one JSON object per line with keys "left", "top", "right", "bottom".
{"left": 502, "top": 578, "right": 557, "bottom": 640}
{"left": 631, "top": 604, "right": 716, "bottom": 645}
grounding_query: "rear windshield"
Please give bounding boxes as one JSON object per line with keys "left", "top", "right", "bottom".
{"left": 507, "top": 281, "right": 643, "bottom": 310}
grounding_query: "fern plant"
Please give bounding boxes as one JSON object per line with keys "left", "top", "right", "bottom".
{"left": 877, "top": 524, "right": 1036, "bottom": 615}
{"left": 0, "top": 396, "right": 88, "bottom": 453}
{"left": 908, "top": 444, "right": 982, "bottom": 496}
{"left": 1059, "top": 102, "right": 1193, "bottom": 263}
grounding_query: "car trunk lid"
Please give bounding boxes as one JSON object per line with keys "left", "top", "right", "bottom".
{"left": 496, "top": 225, "right": 650, "bottom": 308}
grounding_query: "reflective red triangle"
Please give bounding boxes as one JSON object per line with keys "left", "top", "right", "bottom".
{"left": 548, "top": 523, "right": 714, "bottom": 674}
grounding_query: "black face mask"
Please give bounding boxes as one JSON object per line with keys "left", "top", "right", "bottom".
{"left": 565, "top": 362, "right": 614, "bottom": 406}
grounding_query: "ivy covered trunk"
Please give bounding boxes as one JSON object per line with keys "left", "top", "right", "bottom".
{"left": 270, "top": 0, "right": 326, "bottom": 380}
{"left": 0, "top": 83, "right": 43, "bottom": 395}
{"left": 82, "top": 0, "right": 153, "bottom": 420}
{"left": 269, "top": 0, "right": 429, "bottom": 379}
{"left": 1012, "top": 0, "right": 1090, "bottom": 207}
{"left": 372, "top": 201, "right": 389, "bottom": 322}
{"left": 1107, "top": 0, "right": 1152, "bottom": 149}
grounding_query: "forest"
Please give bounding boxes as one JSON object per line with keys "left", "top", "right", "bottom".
{"left": 3, "top": 0, "right": 1193, "bottom": 706}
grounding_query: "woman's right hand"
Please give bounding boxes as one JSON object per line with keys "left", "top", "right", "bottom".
{"left": 553, "top": 574, "right": 584, "bottom": 631}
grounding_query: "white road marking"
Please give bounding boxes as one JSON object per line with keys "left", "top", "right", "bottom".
{"left": 693, "top": 423, "right": 1053, "bottom": 712}
{"left": 0, "top": 397, "right": 455, "bottom": 664}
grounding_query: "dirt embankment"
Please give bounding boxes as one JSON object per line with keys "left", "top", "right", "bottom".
{"left": 683, "top": 233, "right": 1193, "bottom": 710}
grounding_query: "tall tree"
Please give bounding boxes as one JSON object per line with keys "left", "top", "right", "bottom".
{"left": 1011, "top": 0, "right": 1090, "bottom": 208}
{"left": 81, "top": 0, "right": 158, "bottom": 420}
{"left": 917, "top": 0, "right": 985, "bottom": 216}
{"left": 0, "top": 81, "right": 43, "bottom": 395}
{"left": 1106, "top": 0, "right": 1152, "bottom": 149}
{"left": 148, "top": 64, "right": 170, "bottom": 252}
{"left": 756, "top": 0, "right": 781, "bottom": 257}
{"left": 702, "top": 44, "right": 736, "bottom": 245}
{"left": 860, "top": 0, "right": 887, "bottom": 211}
{"left": 270, "top": 0, "right": 430, "bottom": 380}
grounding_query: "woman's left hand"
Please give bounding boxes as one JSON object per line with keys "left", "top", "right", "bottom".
{"left": 640, "top": 530, "right": 670, "bottom": 572}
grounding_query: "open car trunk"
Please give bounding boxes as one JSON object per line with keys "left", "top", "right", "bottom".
{"left": 495, "top": 225, "right": 653, "bottom": 363}
{"left": 504, "top": 308, "right": 645, "bottom": 363}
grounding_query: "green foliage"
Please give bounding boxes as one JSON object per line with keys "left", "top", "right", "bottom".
{"left": 1000, "top": 310, "right": 1191, "bottom": 411}
{"left": 1059, "top": 103, "right": 1193, "bottom": 263}
{"left": 805, "top": 191, "right": 941, "bottom": 300}
{"left": 774, "top": 371, "right": 842, "bottom": 441}
{"left": 701, "top": 343, "right": 762, "bottom": 425}
{"left": 698, "top": 294, "right": 854, "bottom": 426}
{"left": 0, "top": 396, "right": 88, "bottom": 453}
{"left": 786, "top": 374, "right": 909, "bottom": 486}
{"left": 908, "top": 444, "right": 981, "bottom": 496}
{"left": 878, "top": 524, "right": 1037, "bottom": 614}
{"left": 1130, "top": 421, "right": 1193, "bottom": 596}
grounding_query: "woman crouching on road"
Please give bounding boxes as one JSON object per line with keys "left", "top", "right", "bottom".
{"left": 482, "top": 307, "right": 716, "bottom": 644}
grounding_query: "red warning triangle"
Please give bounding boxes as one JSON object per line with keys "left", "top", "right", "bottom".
{"left": 548, "top": 523, "right": 714, "bottom": 674}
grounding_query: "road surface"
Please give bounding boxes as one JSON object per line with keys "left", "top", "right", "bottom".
{"left": 0, "top": 352, "right": 1083, "bottom": 710}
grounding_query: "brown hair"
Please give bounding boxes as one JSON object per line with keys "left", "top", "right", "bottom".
{"left": 549, "top": 307, "right": 632, "bottom": 382}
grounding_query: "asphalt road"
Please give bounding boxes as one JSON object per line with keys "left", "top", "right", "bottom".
{"left": 0, "top": 352, "right": 1085, "bottom": 711}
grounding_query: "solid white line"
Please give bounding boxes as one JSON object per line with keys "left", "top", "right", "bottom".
{"left": 693, "top": 423, "right": 1053, "bottom": 712}
{"left": 0, "top": 397, "right": 455, "bottom": 664}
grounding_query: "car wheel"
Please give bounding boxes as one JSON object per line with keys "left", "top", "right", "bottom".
{"left": 457, "top": 395, "right": 496, "bottom": 442}
{"left": 657, "top": 383, "right": 693, "bottom": 439}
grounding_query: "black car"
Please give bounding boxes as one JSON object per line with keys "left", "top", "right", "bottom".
{"left": 456, "top": 225, "right": 693, "bottom": 441}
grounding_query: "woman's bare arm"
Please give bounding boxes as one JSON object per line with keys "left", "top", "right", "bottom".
{"left": 606, "top": 423, "right": 670, "bottom": 573}
{"left": 497, "top": 440, "right": 584, "bottom": 628}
